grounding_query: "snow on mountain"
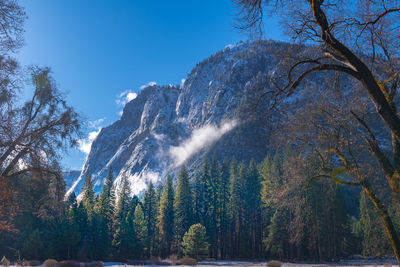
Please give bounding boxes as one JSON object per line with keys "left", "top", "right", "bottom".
{"left": 66, "top": 40, "right": 292, "bottom": 197}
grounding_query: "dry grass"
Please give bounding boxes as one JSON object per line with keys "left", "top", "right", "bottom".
{"left": 22, "top": 260, "right": 41, "bottom": 266}
{"left": 43, "top": 259, "right": 58, "bottom": 267}
{"left": 266, "top": 260, "right": 282, "bottom": 267}
{"left": 179, "top": 257, "right": 198, "bottom": 265}
{"left": 58, "top": 260, "right": 78, "bottom": 267}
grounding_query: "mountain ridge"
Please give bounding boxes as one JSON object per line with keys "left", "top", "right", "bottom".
{"left": 66, "top": 40, "right": 291, "bottom": 197}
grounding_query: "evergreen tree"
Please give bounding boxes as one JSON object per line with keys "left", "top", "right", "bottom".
{"left": 98, "top": 167, "right": 116, "bottom": 227}
{"left": 174, "top": 165, "right": 193, "bottom": 253}
{"left": 182, "top": 224, "right": 210, "bottom": 260}
{"left": 243, "top": 159, "right": 262, "bottom": 258}
{"left": 95, "top": 168, "right": 116, "bottom": 258}
{"left": 90, "top": 212, "right": 109, "bottom": 260}
{"left": 229, "top": 160, "right": 244, "bottom": 257}
{"left": 113, "top": 175, "right": 132, "bottom": 256}
{"left": 82, "top": 172, "right": 95, "bottom": 217}
{"left": 134, "top": 203, "right": 147, "bottom": 258}
{"left": 114, "top": 175, "right": 131, "bottom": 223}
{"left": 206, "top": 154, "right": 220, "bottom": 258}
{"left": 193, "top": 171, "right": 205, "bottom": 225}
{"left": 143, "top": 181, "right": 158, "bottom": 257}
{"left": 264, "top": 209, "right": 287, "bottom": 260}
{"left": 80, "top": 173, "right": 94, "bottom": 258}
{"left": 22, "top": 229, "right": 43, "bottom": 260}
{"left": 219, "top": 159, "right": 231, "bottom": 259}
{"left": 57, "top": 207, "right": 81, "bottom": 260}
{"left": 158, "top": 175, "right": 175, "bottom": 258}
{"left": 112, "top": 211, "right": 136, "bottom": 259}
{"left": 356, "top": 191, "right": 392, "bottom": 257}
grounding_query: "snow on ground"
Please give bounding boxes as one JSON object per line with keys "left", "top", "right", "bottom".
{"left": 102, "top": 260, "right": 399, "bottom": 267}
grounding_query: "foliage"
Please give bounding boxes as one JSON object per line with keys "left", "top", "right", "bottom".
{"left": 181, "top": 224, "right": 209, "bottom": 260}
{"left": 174, "top": 165, "right": 193, "bottom": 253}
{"left": 235, "top": 0, "right": 400, "bottom": 261}
{"left": 158, "top": 175, "right": 175, "bottom": 258}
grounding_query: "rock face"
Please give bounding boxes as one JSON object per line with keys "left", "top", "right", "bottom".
{"left": 67, "top": 40, "right": 292, "bottom": 196}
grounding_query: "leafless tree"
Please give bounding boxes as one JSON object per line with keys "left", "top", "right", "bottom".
{"left": 234, "top": 0, "right": 400, "bottom": 261}
{"left": 0, "top": 0, "right": 82, "bottom": 232}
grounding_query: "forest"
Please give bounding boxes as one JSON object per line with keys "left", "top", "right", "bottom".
{"left": 0, "top": 152, "right": 396, "bottom": 262}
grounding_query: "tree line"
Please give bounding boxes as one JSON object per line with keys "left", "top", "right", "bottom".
{"left": 2, "top": 151, "right": 398, "bottom": 261}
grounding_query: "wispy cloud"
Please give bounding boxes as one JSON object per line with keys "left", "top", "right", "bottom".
{"left": 140, "top": 81, "right": 157, "bottom": 90}
{"left": 116, "top": 90, "right": 138, "bottom": 107}
{"left": 77, "top": 118, "right": 105, "bottom": 155}
{"left": 169, "top": 120, "right": 238, "bottom": 167}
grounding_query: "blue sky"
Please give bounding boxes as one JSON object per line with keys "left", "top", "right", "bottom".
{"left": 17, "top": 0, "right": 285, "bottom": 170}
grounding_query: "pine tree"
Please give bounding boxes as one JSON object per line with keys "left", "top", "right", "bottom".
{"left": 113, "top": 175, "right": 132, "bottom": 256}
{"left": 229, "top": 159, "right": 244, "bottom": 257}
{"left": 112, "top": 211, "right": 136, "bottom": 259}
{"left": 205, "top": 154, "right": 221, "bottom": 258}
{"left": 80, "top": 172, "right": 95, "bottom": 258}
{"left": 143, "top": 181, "right": 158, "bottom": 257}
{"left": 174, "top": 165, "right": 193, "bottom": 254}
{"left": 193, "top": 171, "right": 205, "bottom": 225}
{"left": 82, "top": 172, "right": 95, "bottom": 217}
{"left": 264, "top": 209, "right": 287, "bottom": 260}
{"left": 22, "top": 229, "right": 43, "bottom": 260}
{"left": 158, "top": 175, "right": 175, "bottom": 258}
{"left": 57, "top": 207, "right": 81, "bottom": 260}
{"left": 114, "top": 175, "right": 131, "bottom": 223}
{"left": 219, "top": 159, "right": 231, "bottom": 259}
{"left": 356, "top": 191, "right": 392, "bottom": 257}
{"left": 98, "top": 167, "right": 115, "bottom": 227}
{"left": 182, "top": 224, "right": 210, "bottom": 260}
{"left": 95, "top": 168, "right": 115, "bottom": 258}
{"left": 134, "top": 203, "right": 147, "bottom": 258}
{"left": 243, "top": 159, "right": 262, "bottom": 258}
{"left": 90, "top": 212, "right": 109, "bottom": 260}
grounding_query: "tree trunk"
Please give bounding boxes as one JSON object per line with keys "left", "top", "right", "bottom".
{"left": 364, "top": 183, "right": 400, "bottom": 262}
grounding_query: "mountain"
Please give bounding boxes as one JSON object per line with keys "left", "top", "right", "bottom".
{"left": 63, "top": 170, "right": 81, "bottom": 193}
{"left": 66, "top": 40, "right": 295, "bottom": 197}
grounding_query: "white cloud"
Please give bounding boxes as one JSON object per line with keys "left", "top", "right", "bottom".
{"left": 77, "top": 118, "right": 105, "bottom": 155}
{"left": 116, "top": 90, "right": 138, "bottom": 107}
{"left": 140, "top": 81, "right": 157, "bottom": 90}
{"left": 88, "top": 118, "right": 105, "bottom": 128}
{"left": 169, "top": 120, "right": 238, "bottom": 167}
{"left": 77, "top": 128, "right": 101, "bottom": 155}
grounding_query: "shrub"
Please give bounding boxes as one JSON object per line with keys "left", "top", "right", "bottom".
{"left": 43, "top": 259, "right": 58, "bottom": 267}
{"left": 267, "top": 260, "right": 282, "bottom": 267}
{"left": 179, "top": 257, "right": 197, "bottom": 265}
{"left": 1, "top": 256, "right": 10, "bottom": 267}
{"left": 58, "top": 260, "right": 78, "bottom": 267}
